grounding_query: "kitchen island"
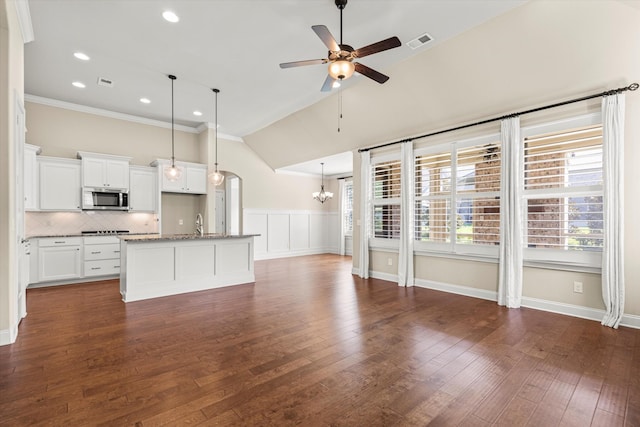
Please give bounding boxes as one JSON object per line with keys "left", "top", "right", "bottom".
{"left": 118, "top": 233, "right": 257, "bottom": 302}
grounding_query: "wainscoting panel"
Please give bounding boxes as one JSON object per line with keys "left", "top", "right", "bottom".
{"left": 244, "top": 209, "right": 339, "bottom": 260}
{"left": 267, "top": 214, "right": 290, "bottom": 254}
{"left": 244, "top": 213, "right": 267, "bottom": 255}
{"left": 291, "top": 214, "right": 310, "bottom": 251}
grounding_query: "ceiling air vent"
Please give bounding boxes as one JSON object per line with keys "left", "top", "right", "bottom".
{"left": 406, "top": 32, "right": 433, "bottom": 50}
{"left": 97, "top": 77, "right": 114, "bottom": 88}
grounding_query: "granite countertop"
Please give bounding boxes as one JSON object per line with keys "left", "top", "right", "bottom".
{"left": 118, "top": 233, "right": 259, "bottom": 242}
{"left": 26, "top": 232, "right": 158, "bottom": 239}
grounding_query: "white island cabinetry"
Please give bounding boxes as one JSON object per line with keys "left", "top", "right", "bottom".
{"left": 119, "top": 234, "right": 256, "bottom": 302}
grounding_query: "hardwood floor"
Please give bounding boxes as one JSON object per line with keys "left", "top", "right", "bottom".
{"left": 1, "top": 254, "right": 639, "bottom": 426}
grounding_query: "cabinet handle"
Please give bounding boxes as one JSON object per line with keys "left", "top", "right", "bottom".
{"left": 114, "top": 250, "right": 120, "bottom": 253}
{"left": 114, "top": 266, "right": 120, "bottom": 269}
{"left": 54, "top": 241, "right": 65, "bottom": 244}
{"left": 91, "top": 267, "right": 101, "bottom": 270}
{"left": 91, "top": 251, "right": 101, "bottom": 254}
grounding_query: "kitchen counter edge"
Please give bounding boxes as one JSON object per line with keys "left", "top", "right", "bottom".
{"left": 118, "top": 233, "right": 260, "bottom": 242}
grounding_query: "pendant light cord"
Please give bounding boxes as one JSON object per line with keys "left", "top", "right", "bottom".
{"left": 213, "top": 88, "right": 220, "bottom": 171}
{"left": 169, "top": 74, "right": 177, "bottom": 167}
{"left": 338, "top": 87, "right": 342, "bottom": 133}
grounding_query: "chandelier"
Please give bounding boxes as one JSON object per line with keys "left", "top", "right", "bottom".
{"left": 312, "top": 162, "right": 333, "bottom": 203}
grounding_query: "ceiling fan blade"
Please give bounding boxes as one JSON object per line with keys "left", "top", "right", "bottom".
{"left": 280, "top": 59, "right": 328, "bottom": 69}
{"left": 354, "top": 36, "right": 401, "bottom": 58}
{"left": 354, "top": 62, "right": 389, "bottom": 84}
{"left": 321, "top": 75, "right": 336, "bottom": 92}
{"left": 312, "top": 25, "right": 340, "bottom": 52}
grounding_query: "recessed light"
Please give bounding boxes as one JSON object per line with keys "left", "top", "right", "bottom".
{"left": 193, "top": 111, "right": 202, "bottom": 116}
{"left": 162, "top": 10, "right": 179, "bottom": 23}
{"left": 140, "top": 98, "right": 151, "bottom": 104}
{"left": 72, "top": 81, "right": 86, "bottom": 88}
{"left": 74, "top": 52, "right": 90, "bottom": 61}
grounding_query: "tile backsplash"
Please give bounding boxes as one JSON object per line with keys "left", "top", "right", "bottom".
{"left": 26, "top": 211, "right": 159, "bottom": 237}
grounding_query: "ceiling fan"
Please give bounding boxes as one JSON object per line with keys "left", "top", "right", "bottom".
{"left": 279, "top": 0, "right": 401, "bottom": 92}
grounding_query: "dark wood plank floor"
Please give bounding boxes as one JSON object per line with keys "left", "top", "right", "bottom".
{"left": 1, "top": 254, "right": 639, "bottom": 426}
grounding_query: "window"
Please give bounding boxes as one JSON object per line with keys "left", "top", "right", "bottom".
{"left": 523, "top": 117, "right": 603, "bottom": 265}
{"left": 343, "top": 180, "right": 353, "bottom": 235}
{"left": 372, "top": 159, "right": 401, "bottom": 239}
{"left": 414, "top": 134, "right": 501, "bottom": 255}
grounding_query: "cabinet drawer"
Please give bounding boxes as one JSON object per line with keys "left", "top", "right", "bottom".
{"left": 39, "top": 237, "right": 83, "bottom": 247}
{"left": 84, "top": 243, "right": 120, "bottom": 260}
{"left": 83, "top": 236, "right": 119, "bottom": 245}
{"left": 84, "top": 259, "right": 120, "bottom": 276}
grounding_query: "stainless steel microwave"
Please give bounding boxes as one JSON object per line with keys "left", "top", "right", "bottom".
{"left": 82, "top": 188, "right": 129, "bottom": 211}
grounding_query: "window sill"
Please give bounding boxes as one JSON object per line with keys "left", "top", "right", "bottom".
{"left": 369, "top": 245, "right": 602, "bottom": 273}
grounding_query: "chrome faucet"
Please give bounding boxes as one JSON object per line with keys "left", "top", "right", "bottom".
{"left": 195, "top": 213, "right": 204, "bottom": 236}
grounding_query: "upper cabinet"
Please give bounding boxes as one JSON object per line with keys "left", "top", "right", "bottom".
{"left": 24, "top": 144, "right": 41, "bottom": 211}
{"left": 38, "top": 157, "right": 81, "bottom": 211}
{"left": 151, "top": 159, "right": 208, "bottom": 194}
{"left": 129, "top": 166, "right": 157, "bottom": 212}
{"left": 78, "top": 151, "right": 132, "bottom": 190}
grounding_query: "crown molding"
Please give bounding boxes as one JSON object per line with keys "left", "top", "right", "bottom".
{"left": 26, "top": 94, "right": 199, "bottom": 134}
{"left": 195, "top": 122, "right": 244, "bottom": 142}
{"left": 15, "top": 0, "right": 34, "bottom": 43}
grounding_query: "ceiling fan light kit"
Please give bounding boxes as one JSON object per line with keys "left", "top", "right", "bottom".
{"left": 279, "top": 0, "right": 401, "bottom": 92}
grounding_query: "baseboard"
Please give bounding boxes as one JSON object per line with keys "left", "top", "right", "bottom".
{"left": 414, "top": 278, "right": 498, "bottom": 302}
{"left": 254, "top": 247, "right": 338, "bottom": 261}
{"left": 413, "top": 278, "right": 639, "bottom": 330}
{"left": 621, "top": 313, "right": 640, "bottom": 329}
{"left": 370, "top": 271, "right": 398, "bottom": 283}
{"left": 0, "top": 324, "right": 18, "bottom": 346}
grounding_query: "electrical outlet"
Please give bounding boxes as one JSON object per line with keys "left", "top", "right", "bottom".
{"left": 387, "top": 258, "right": 393, "bottom": 266}
{"left": 178, "top": 219, "right": 183, "bottom": 225}
{"left": 573, "top": 281, "right": 583, "bottom": 293}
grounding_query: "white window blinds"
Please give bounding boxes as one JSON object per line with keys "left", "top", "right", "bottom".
{"left": 523, "top": 124, "right": 603, "bottom": 251}
{"left": 372, "top": 159, "right": 401, "bottom": 239}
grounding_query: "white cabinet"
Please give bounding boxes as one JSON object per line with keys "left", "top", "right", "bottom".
{"left": 83, "top": 236, "right": 121, "bottom": 277}
{"left": 78, "top": 151, "right": 131, "bottom": 190}
{"left": 152, "top": 159, "right": 207, "bottom": 194}
{"left": 38, "top": 157, "right": 81, "bottom": 211}
{"left": 129, "top": 166, "right": 157, "bottom": 212}
{"left": 24, "top": 144, "right": 40, "bottom": 210}
{"left": 37, "top": 237, "right": 82, "bottom": 282}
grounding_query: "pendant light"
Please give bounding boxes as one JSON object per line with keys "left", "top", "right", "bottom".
{"left": 208, "top": 88, "right": 224, "bottom": 186}
{"left": 313, "top": 162, "right": 333, "bottom": 203}
{"left": 164, "top": 74, "right": 182, "bottom": 181}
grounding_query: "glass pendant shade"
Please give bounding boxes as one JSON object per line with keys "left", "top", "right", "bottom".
{"left": 313, "top": 162, "right": 333, "bottom": 203}
{"left": 328, "top": 60, "right": 355, "bottom": 81}
{"left": 164, "top": 163, "right": 182, "bottom": 181}
{"left": 208, "top": 167, "right": 224, "bottom": 186}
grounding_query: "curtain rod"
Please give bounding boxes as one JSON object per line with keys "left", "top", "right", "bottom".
{"left": 357, "top": 82, "right": 638, "bottom": 153}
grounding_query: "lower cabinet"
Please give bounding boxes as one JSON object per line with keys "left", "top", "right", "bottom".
{"left": 37, "top": 237, "right": 82, "bottom": 282}
{"left": 30, "top": 236, "right": 121, "bottom": 285}
{"left": 83, "top": 236, "right": 121, "bottom": 277}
